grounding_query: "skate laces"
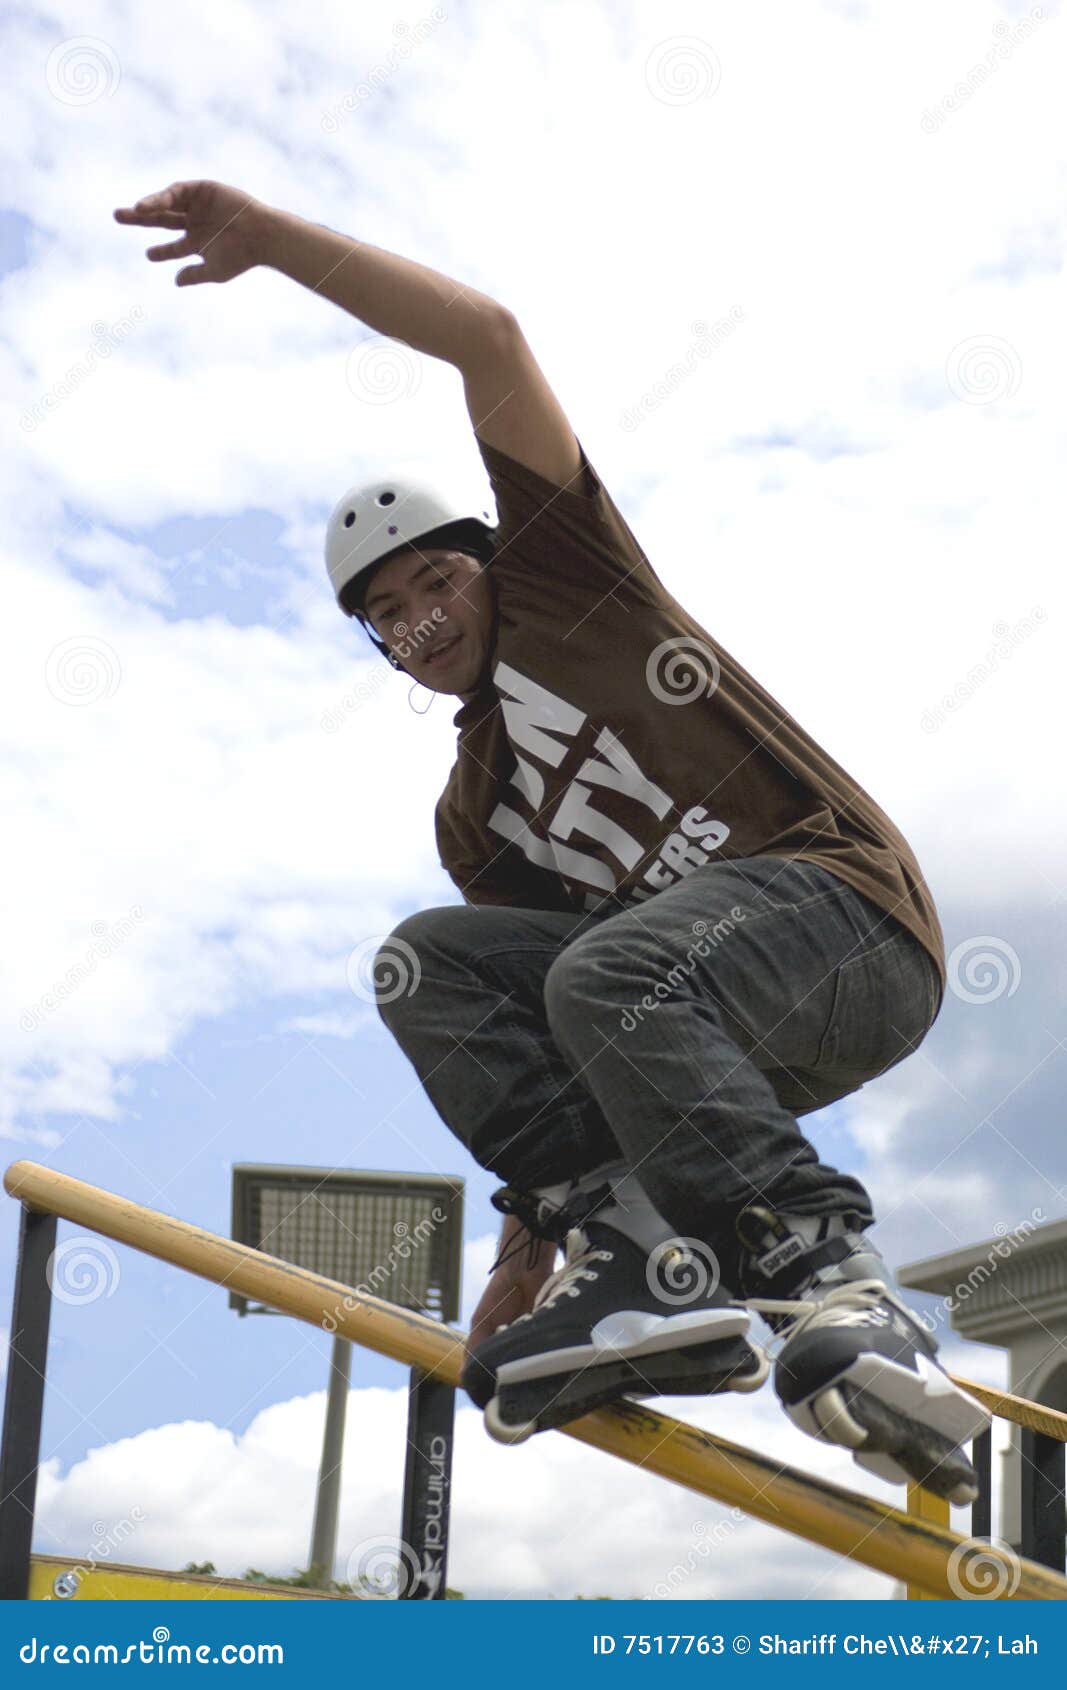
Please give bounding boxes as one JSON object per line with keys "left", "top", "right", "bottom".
{"left": 744, "top": 1278, "right": 904, "bottom": 1345}
{"left": 489, "top": 1228, "right": 551, "bottom": 1278}
{"left": 491, "top": 1180, "right": 613, "bottom": 1251}
{"left": 512, "top": 1227, "right": 613, "bottom": 1322}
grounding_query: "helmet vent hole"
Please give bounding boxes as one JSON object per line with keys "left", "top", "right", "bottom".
{"left": 377, "top": 490, "right": 396, "bottom": 506}
{"left": 343, "top": 511, "right": 356, "bottom": 528}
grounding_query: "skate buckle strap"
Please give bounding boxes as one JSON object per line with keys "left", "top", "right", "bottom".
{"left": 751, "top": 1232, "right": 854, "bottom": 1295}
{"left": 736, "top": 1205, "right": 858, "bottom": 1297}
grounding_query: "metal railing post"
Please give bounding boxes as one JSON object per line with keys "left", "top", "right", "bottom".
{"left": 971, "top": 1426, "right": 993, "bottom": 1539}
{"left": 5, "top": 1162, "right": 1067, "bottom": 1603}
{"left": 1020, "top": 1427, "right": 1066, "bottom": 1573}
{"left": 0, "top": 1205, "right": 57, "bottom": 1600}
{"left": 399, "top": 1367, "right": 455, "bottom": 1599}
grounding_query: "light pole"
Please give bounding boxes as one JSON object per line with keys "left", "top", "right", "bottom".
{"left": 229, "top": 1163, "right": 464, "bottom": 1595}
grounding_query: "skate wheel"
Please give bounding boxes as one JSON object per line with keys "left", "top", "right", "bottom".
{"left": 946, "top": 1477, "right": 979, "bottom": 1507}
{"left": 485, "top": 1395, "right": 538, "bottom": 1445}
{"left": 728, "top": 1345, "right": 771, "bottom": 1395}
{"left": 811, "top": 1385, "right": 868, "bottom": 1449}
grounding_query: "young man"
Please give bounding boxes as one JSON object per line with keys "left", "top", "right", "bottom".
{"left": 116, "top": 180, "right": 990, "bottom": 1501}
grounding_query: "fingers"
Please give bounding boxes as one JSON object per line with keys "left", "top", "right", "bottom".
{"left": 114, "top": 182, "right": 190, "bottom": 228}
{"left": 175, "top": 264, "right": 212, "bottom": 287}
{"left": 146, "top": 235, "right": 199, "bottom": 262}
{"left": 114, "top": 206, "right": 187, "bottom": 229}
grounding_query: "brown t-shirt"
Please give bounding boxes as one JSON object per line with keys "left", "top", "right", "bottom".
{"left": 435, "top": 438, "right": 946, "bottom": 998}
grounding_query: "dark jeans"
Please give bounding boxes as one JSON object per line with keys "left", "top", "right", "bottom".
{"left": 376, "top": 855, "right": 942, "bottom": 1255}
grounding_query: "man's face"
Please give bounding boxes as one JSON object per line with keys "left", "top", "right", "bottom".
{"left": 361, "top": 547, "right": 495, "bottom": 697}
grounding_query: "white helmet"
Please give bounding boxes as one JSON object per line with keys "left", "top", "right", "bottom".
{"left": 325, "top": 472, "right": 497, "bottom": 618}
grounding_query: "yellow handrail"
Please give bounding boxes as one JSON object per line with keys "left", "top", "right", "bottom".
{"left": 5, "top": 1159, "right": 1065, "bottom": 1602}
{"left": 951, "top": 1377, "right": 1067, "bottom": 1443}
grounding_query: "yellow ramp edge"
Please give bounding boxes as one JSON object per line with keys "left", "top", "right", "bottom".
{"left": 28, "top": 1553, "right": 355, "bottom": 1601}
{"left": 6, "top": 1159, "right": 1067, "bottom": 1604}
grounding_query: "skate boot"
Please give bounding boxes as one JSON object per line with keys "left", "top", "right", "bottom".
{"left": 463, "top": 1167, "right": 768, "bottom": 1445}
{"left": 735, "top": 1204, "right": 991, "bottom": 1504}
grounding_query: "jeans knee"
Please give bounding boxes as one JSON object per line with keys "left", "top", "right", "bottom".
{"left": 370, "top": 905, "right": 458, "bottom": 1028}
{"left": 543, "top": 939, "right": 602, "bottom": 1048}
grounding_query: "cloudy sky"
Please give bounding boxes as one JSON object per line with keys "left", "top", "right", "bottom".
{"left": 2, "top": 0, "right": 1063, "bottom": 1599}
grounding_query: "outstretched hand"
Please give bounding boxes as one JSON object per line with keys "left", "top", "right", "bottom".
{"left": 113, "top": 179, "right": 270, "bottom": 286}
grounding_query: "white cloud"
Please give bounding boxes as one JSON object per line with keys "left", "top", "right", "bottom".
{"left": 36, "top": 1370, "right": 1004, "bottom": 1600}
{"left": 4, "top": 0, "right": 1064, "bottom": 1133}
{"left": 2, "top": 0, "right": 1059, "bottom": 1601}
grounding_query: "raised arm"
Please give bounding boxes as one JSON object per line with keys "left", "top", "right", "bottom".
{"left": 113, "top": 179, "right": 582, "bottom": 489}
